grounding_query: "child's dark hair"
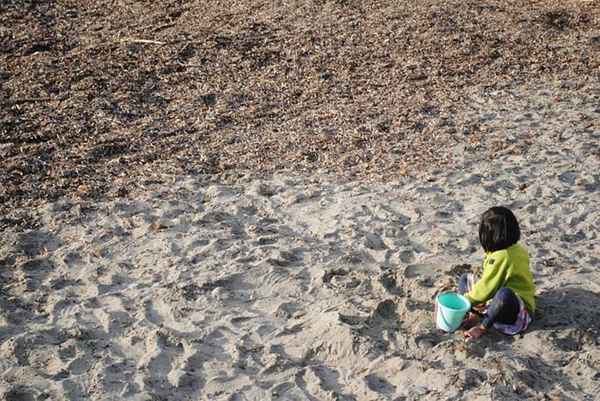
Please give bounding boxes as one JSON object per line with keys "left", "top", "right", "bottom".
{"left": 479, "top": 206, "right": 521, "bottom": 252}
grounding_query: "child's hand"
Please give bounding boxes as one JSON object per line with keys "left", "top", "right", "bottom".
{"left": 464, "top": 324, "right": 486, "bottom": 340}
{"left": 460, "top": 312, "right": 480, "bottom": 330}
{"left": 472, "top": 303, "right": 486, "bottom": 313}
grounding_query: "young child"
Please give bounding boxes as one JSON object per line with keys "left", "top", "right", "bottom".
{"left": 459, "top": 206, "right": 536, "bottom": 340}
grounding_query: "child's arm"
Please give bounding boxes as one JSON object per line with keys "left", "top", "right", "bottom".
{"left": 464, "top": 254, "right": 509, "bottom": 306}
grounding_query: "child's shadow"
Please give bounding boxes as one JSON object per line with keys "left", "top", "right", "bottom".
{"left": 530, "top": 287, "right": 600, "bottom": 335}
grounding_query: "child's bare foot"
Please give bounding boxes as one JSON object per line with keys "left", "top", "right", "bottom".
{"left": 461, "top": 312, "right": 480, "bottom": 330}
{"left": 464, "top": 325, "right": 486, "bottom": 340}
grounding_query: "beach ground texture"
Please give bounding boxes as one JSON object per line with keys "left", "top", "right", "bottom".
{"left": 1, "top": 1, "right": 600, "bottom": 400}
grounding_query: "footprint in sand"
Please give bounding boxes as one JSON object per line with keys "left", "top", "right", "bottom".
{"left": 403, "top": 264, "right": 438, "bottom": 279}
{"left": 137, "top": 330, "right": 204, "bottom": 397}
{"left": 15, "top": 257, "right": 54, "bottom": 291}
{"left": 365, "top": 373, "right": 396, "bottom": 395}
{"left": 267, "top": 248, "right": 303, "bottom": 267}
{"left": 398, "top": 249, "right": 415, "bottom": 264}
{"left": 274, "top": 302, "right": 301, "bottom": 319}
{"left": 254, "top": 236, "right": 277, "bottom": 246}
{"left": 365, "top": 232, "right": 386, "bottom": 250}
{"left": 14, "top": 230, "right": 63, "bottom": 258}
{"left": 2, "top": 386, "right": 38, "bottom": 401}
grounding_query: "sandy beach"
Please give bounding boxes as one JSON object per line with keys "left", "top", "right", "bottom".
{"left": 2, "top": 1, "right": 600, "bottom": 400}
{"left": 2, "top": 81, "right": 599, "bottom": 400}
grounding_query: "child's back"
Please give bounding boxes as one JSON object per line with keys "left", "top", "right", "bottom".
{"left": 483, "top": 243, "right": 535, "bottom": 312}
{"left": 458, "top": 206, "right": 536, "bottom": 339}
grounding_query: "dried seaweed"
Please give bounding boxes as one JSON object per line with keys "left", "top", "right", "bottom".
{"left": 1, "top": 0, "right": 599, "bottom": 228}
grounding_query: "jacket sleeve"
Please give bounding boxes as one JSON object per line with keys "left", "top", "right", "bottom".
{"left": 465, "top": 253, "right": 508, "bottom": 306}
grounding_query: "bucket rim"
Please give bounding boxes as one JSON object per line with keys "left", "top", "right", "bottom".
{"left": 436, "top": 291, "right": 471, "bottom": 311}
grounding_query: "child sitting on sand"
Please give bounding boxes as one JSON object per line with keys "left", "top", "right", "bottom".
{"left": 459, "top": 206, "right": 536, "bottom": 340}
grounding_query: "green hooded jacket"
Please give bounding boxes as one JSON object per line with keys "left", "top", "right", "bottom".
{"left": 465, "top": 243, "right": 536, "bottom": 313}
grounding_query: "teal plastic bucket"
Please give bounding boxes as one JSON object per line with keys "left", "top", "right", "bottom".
{"left": 436, "top": 292, "right": 471, "bottom": 333}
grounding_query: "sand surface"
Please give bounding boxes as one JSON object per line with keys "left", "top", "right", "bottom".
{"left": 1, "top": 83, "right": 599, "bottom": 400}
